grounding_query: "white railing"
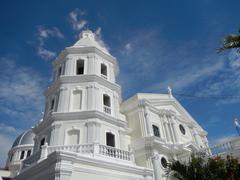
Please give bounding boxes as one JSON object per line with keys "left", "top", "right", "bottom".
{"left": 103, "top": 105, "right": 111, "bottom": 114}
{"left": 48, "top": 144, "right": 94, "bottom": 154}
{"left": 21, "top": 143, "right": 132, "bottom": 171}
{"left": 210, "top": 137, "right": 240, "bottom": 156}
{"left": 99, "top": 145, "right": 130, "bottom": 161}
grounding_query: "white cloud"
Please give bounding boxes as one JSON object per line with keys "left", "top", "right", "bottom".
{"left": 0, "top": 57, "right": 46, "bottom": 124}
{"left": 94, "top": 27, "right": 110, "bottom": 52}
{"left": 117, "top": 29, "right": 240, "bottom": 106}
{"left": 36, "top": 26, "right": 64, "bottom": 60}
{"left": 149, "top": 59, "right": 224, "bottom": 91}
{"left": 37, "top": 47, "right": 56, "bottom": 60}
{"left": 69, "top": 9, "right": 87, "bottom": 31}
{"left": 123, "top": 43, "right": 133, "bottom": 55}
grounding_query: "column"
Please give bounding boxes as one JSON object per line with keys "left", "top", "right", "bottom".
{"left": 159, "top": 115, "right": 166, "bottom": 140}
{"left": 171, "top": 122, "right": 179, "bottom": 143}
{"left": 163, "top": 115, "right": 170, "bottom": 142}
{"left": 65, "top": 57, "right": 72, "bottom": 76}
{"left": 144, "top": 106, "right": 153, "bottom": 136}
{"left": 86, "top": 84, "right": 96, "bottom": 110}
{"left": 109, "top": 63, "right": 115, "bottom": 82}
{"left": 85, "top": 121, "right": 101, "bottom": 143}
{"left": 168, "top": 116, "right": 176, "bottom": 143}
{"left": 57, "top": 87, "right": 68, "bottom": 112}
{"left": 118, "top": 129, "right": 126, "bottom": 150}
{"left": 113, "top": 92, "right": 119, "bottom": 117}
{"left": 87, "top": 54, "right": 95, "bottom": 74}
{"left": 151, "top": 151, "right": 162, "bottom": 180}
{"left": 50, "top": 123, "right": 62, "bottom": 146}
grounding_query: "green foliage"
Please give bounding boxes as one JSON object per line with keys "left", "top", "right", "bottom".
{"left": 167, "top": 155, "right": 240, "bottom": 180}
{"left": 217, "top": 29, "right": 240, "bottom": 53}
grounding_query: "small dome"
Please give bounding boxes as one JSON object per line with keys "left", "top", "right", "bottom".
{"left": 12, "top": 129, "right": 35, "bottom": 148}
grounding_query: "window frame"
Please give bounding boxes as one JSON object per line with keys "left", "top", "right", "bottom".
{"left": 101, "top": 63, "right": 108, "bottom": 78}
{"left": 20, "top": 151, "right": 25, "bottom": 160}
{"left": 103, "top": 94, "right": 111, "bottom": 114}
{"left": 76, "top": 59, "right": 85, "bottom": 75}
{"left": 152, "top": 124, "right": 160, "bottom": 137}
{"left": 106, "top": 132, "right": 115, "bottom": 147}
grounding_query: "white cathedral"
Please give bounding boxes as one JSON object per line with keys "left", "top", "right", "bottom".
{"left": 3, "top": 30, "right": 210, "bottom": 180}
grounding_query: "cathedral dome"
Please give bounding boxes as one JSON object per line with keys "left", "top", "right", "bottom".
{"left": 11, "top": 129, "right": 35, "bottom": 148}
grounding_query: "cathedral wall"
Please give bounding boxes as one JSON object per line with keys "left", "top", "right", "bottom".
{"left": 72, "top": 163, "right": 150, "bottom": 180}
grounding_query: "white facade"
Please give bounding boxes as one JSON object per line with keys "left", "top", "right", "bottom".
{"left": 4, "top": 30, "right": 209, "bottom": 180}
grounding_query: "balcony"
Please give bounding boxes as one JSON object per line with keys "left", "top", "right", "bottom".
{"left": 210, "top": 136, "right": 240, "bottom": 157}
{"left": 21, "top": 143, "right": 133, "bottom": 172}
{"left": 103, "top": 105, "right": 111, "bottom": 114}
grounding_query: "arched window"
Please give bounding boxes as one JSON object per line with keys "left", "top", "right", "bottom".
{"left": 9, "top": 153, "right": 14, "bottom": 162}
{"left": 66, "top": 129, "right": 80, "bottom": 145}
{"left": 20, "top": 151, "right": 25, "bottom": 160}
{"left": 58, "top": 66, "right": 62, "bottom": 77}
{"left": 72, "top": 90, "right": 82, "bottom": 110}
{"left": 152, "top": 125, "right": 160, "bottom": 137}
{"left": 27, "top": 150, "right": 31, "bottom": 157}
{"left": 103, "top": 94, "right": 111, "bottom": 114}
{"left": 50, "top": 97, "right": 55, "bottom": 111}
{"left": 106, "top": 132, "right": 115, "bottom": 147}
{"left": 101, "top": 63, "right": 107, "bottom": 78}
{"left": 40, "top": 138, "right": 45, "bottom": 149}
{"left": 76, "top": 59, "right": 84, "bottom": 75}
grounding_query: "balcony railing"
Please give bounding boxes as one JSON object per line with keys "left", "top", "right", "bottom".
{"left": 103, "top": 105, "right": 111, "bottom": 114}
{"left": 99, "top": 144, "right": 130, "bottom": 161}
{"left": 21, "top": 143, "right": 133, "bottom": 171}
{"left": 210, "top": 137, "right": 240, "bottom": 156}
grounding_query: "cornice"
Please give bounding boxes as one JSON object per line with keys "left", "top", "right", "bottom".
{"left": 34, "top": 110, "right": 127, "bottom": 133}
{"left": 44, "top": 74, "right": 121, "bottom": 97}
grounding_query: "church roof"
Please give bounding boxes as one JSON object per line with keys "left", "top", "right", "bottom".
{"left": 11, "top": 129, "right": 35, "bottom": 148}
{"left": 72, "top": 30, "right": 110, "bottom": 55}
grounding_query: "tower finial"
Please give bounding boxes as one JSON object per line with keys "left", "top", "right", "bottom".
{"left": 167, "top": 86, "right": 173, "bottom": 98}
{"left": 79, "top": 29, "right": 95, "bottom": 40}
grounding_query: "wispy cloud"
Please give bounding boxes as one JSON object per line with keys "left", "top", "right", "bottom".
{"left": 116, "top": 29, "right": 240, "bottom": 106}
{"left": 36, "top": 26, "right": 64, "bottom": 60}
{"left": 69, "top": 9, "right": 87, "bottom": 31}
{"left": 0, "top": 57, "right": 46, "bottom": 124}
{"left": 148, "top": 58, "right": 224, "bottom": 91}
{"left": 194, "top": 50, "right": 240, "bottom": 105}
{"left": 94, "top": 27, "right": 110, "bottom": 52}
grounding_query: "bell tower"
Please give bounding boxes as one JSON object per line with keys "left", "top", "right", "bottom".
{"left": 33, "top": 30, "right": 129, "bottom": 154}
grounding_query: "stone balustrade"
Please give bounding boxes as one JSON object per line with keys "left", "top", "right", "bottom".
{"left": 103, "top": 105, "right": 111, "bottom": 114}
{"left": 210, "top": 137, "right": 240, "bottom": 156}
{"left": 21, "top": 143, "right": 133, "bottom": 171}
{"left": 99, "top": 144, "right": 130, "bottom": 161}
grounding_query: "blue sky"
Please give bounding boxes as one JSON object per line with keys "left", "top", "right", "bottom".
{"left": 0, "top": 0, "right": 240, "bottom": 166}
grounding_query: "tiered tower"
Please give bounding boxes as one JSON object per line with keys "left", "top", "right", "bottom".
{"left": 33, "top": 30, "right": 130, "bottom": 152}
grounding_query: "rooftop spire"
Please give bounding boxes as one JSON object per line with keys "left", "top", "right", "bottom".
{"left": 167, "top": 86, "right": 173, "bottom": 98}
{"left": 73, "top": 29, "right": 110, "bottom": 55}
{"left": 79, "top": 30, "right": 95, "bottom": 40}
